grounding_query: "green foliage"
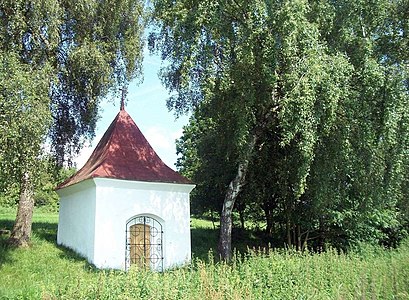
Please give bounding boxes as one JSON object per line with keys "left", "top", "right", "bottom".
{"left": 45, "top": 0, "right": 146, "bottom": 164}
{"left": 0, "top": 52, "right": 51, "bottom": 197}
{"left": 33, "top": 158, "right": 76, "bottom": 211}
{"left": 0, "top": 183, "right": 19, "bottom": 208}
{"left": 0, "top": 156, "right": 75, "bottom": 210}
{"left": 301, "top": 0, "right": 409, "bottom": 247}
{"left": 176, "top": 110, "right": 237, "bottom": 215}
{"left": 156, "top": 0, "right": 409, "bottom": 248}
{"left": 0, "top": 0, "right": 145, "bottom": 167}
{"left": 0, "top": 211, "right": 409, "bottom": 299}
{"left": 0, "top": 0, "right": 145, "bottom": 230}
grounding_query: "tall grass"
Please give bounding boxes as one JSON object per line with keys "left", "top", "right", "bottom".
{"left": 0, "top": 209, "right": 408, "bottom": 299}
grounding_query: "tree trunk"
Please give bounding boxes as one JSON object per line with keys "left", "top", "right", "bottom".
{"left": 302, "top": 230, "right": 309, "bottom": 251}
{"left": 218, "top": 133, "right": 257, "bottom": 260}
{"left": 286, "top": 217, "right": 292, "bottom": 248}
{"left": 297, "top": 224, "right": 301, "bottom": 251}
{"left": 264, "top": 208, "right": 273, "bottom": 237}
{"left": 237, "top": 200, "right": 246, "bottom": 229}
{"left": 8, "top": 172, "right": 34, "bottom": 248}
{"left": 263, "top": 195, "right": 277, "bottom": 238}
{"left": 210, "top": 209, "right": 216, "bottom": 230}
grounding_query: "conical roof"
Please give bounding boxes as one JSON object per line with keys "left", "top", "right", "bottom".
{"left": 57, "top": 108, "right": 190, "bottom": 189}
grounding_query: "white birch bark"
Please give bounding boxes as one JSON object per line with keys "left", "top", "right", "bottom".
{"left": 218, "top": 133, "right": 257, "bottom": 260}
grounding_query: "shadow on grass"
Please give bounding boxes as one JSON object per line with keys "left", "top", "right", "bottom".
{"left": 190, "top": 226, "right": 268, "bottom": 262}
{"left": 56, "top": 244, "right": 99, "bottom": 272}
{"left": 32, "top": 221, "right": 58, "bottom": 243}
{"left": 0, "top": 218, "right": 96, "bottom": 271}
{"left": 1, "top": 215, "right": 268, "bottom": 270}
{"left": 191, "top": 227, "right": 219, "bottom": 261}
{"left": 31, "top": 221, "right": 97, "bottom": 270}
{"left": 0, "top": 218, "right": 14, "bottom": 266}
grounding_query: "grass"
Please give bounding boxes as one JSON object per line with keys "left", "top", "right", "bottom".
{"left": 1, "top": 208, "right": 409, "bottom": 299}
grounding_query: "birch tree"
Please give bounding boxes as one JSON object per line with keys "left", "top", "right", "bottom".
{"left": 168, "top": 0, "right": 409, "bottom": 251}
{"left": 0, "top": 0, "right": 145, "bottom": 247}
{"left": 150, "top": 0, "right": 352, "bottom": 259}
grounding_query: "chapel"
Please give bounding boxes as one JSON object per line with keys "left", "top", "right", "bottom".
{"left": 56, "top": 102, "right": 194, "bottom": 271}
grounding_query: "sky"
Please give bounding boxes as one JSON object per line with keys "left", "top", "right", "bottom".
{"left": 73, "top": 49, "right": 190, "bottom": 170}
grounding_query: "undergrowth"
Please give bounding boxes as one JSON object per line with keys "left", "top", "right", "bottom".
{"left": 0, "top": 209, "right": 408, "bottom": 299}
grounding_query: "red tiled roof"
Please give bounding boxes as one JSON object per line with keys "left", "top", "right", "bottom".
{"left": 57, "top": 108, "right": 191, "bottom": 189}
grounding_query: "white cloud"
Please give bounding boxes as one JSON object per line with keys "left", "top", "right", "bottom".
{"left": 144, "top": 126, "right": 182, "bottom": 170}
{"left": 128, "top": 84, "right": 166, "bottom": 101}
{"left": 145, "top": 126, "right": 173, "bottom": 150}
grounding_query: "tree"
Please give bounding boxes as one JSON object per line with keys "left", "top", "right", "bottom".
{"left": 0, "top": 53, "right": 51, "bottom": 246}
{"left": 150, "top": 0, "right": 352, "bottom": 259}
{"left": 301, "top": 0, "right": 409, "bottom": 248}
{"left": 152, "top": 0, "right": 409, "bottom": 258}
{"left": 0, "top": 0, "right": 145, "bottom": 247}
{"left": 176, "top": 111, "right": 234, "bottom": 218}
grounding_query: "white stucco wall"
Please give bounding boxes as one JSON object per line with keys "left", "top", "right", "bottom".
{"left": 57, "top": 180, "right": 96, "bottom": 263}
{"left": 92, "top": 178, "right": 195, "bottom": 271}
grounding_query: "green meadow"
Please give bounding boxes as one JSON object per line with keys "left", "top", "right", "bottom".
{"left": 0, "top": 208, "right": 408, "bottom": 300}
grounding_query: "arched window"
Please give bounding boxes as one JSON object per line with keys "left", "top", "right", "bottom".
{"left": 125, "top": 215, "right": 163, "bottom": 271}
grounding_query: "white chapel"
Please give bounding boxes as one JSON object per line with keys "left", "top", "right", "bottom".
{"left": 56, "top": 103, "right": 195, "bottom": 271}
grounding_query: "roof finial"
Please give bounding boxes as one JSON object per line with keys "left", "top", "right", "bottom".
{"left": 120, "top": 87, "right": 127, "bottom": 111}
